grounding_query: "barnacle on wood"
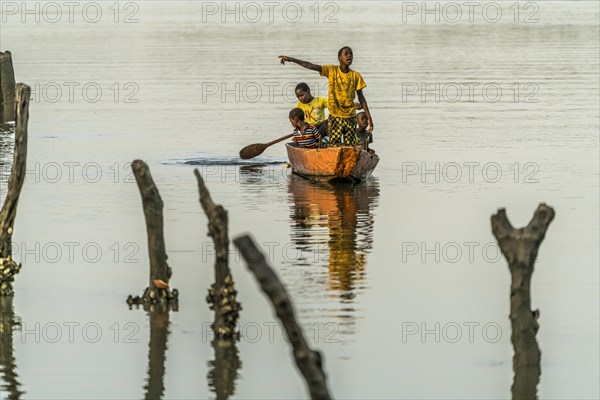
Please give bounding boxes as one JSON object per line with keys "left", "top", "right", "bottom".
{"left": 126, "top": 285, "right": 179, "bottom": 311}
{"left": 0, "top": 257, "right": 22, "bottom": 297}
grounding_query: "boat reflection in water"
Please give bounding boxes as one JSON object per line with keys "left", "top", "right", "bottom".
{"left": 287, "top": 173, "right": 379, "bottom": 300}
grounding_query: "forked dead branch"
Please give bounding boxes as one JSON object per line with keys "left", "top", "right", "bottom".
{"left": 491, "top": 203, "right": 555, "bottom": 399}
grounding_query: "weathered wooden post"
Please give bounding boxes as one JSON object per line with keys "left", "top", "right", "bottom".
{"left": 0, "top": 296, "right": 25, "bottom": 398}
{"left": 491, "top": 203, "right": 555, "bottom": 399}
{"left": 126, "top": 160, "right": 176, "bottom": 397}
{"left": 0, "top": 51, "right": 16, "bottom": 122}
{"left": 126, "top": 159, "right": 178, "bottom": 308}
{"left": 0, "top": 84, "right": 29, "bottom": 296}
{"left": 234, "top": 235, "right": 331, "bottom": 400}
{"left": 194, "top": 169, "right": 241, "bottom": 338}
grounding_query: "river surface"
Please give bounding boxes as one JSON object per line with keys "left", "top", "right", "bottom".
{"left": 1, "top": 1, "right": 599, "bottom": 399}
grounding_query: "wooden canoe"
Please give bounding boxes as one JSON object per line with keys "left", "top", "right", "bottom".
{"left": 285, "top": 144, "right": 379, "bottom": 181}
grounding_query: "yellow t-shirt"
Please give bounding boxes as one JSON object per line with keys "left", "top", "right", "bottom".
{"left": 320, "top": 65, "right": 366, "bottom": 118}
{"left": 295, "top": 96, "right": 328, "bottom": 125}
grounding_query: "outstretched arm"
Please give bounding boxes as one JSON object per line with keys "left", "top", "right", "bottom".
{"left": 357, "top": 90, "right": 374, "bottom": 133}
{"left": 279, "top": 56, "right": 322, "bottom": 73}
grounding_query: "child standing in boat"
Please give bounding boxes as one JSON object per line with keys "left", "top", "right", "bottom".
{"left": 280, "top": 46, "right": 374, "bottom": 146}
{"left": 289, "top": 108, "right": 321, "bottom": 149}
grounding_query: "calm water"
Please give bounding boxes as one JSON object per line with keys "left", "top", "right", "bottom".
{"left": 1, "top": 1, "right": 599, "bottom": 398}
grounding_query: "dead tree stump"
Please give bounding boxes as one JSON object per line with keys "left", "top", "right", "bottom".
{"left": 0, "top": 84, "right": 29, "bottom": 296}
{"left": 491, "top": 203, "right": 554, "bottom": 366}
{"left": 234, "top": 235, "right": 331, "bottom": 400}
{"left": 492, "top": 204, "right": 554, "bottom": 399}
{"left": 195, "top": 170, "right": 242, "bottom": 398}
{"left": 0, "top": 51, "right": 16, "bottom": 122}
{"left": 194, "top": 169, "right": 241, "bottom": 339}
{"left": 126, "top": 160, "right": 178, "bottom": 309}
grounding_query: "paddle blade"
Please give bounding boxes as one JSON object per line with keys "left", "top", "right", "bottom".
{"left": 239, "top": 143, "right": 266, "bottom": 160}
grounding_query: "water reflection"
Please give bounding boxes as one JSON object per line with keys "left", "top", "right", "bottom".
{"left": 0, "top": 123, "right": 14, "bottom": 187}
{"left": 207, "top": 338, "right": 241, "bottom": 400}
{"left": 0, "top": 125, "right": 14, "bottom": 208}
{"left": 512, "top": 365, "right": 541, "bottom": 400}
{"left": 238, "top": 163, "right": 288, "bottom": 185}
{"left": 143, "top": 308, "right": 170, "bottom": 400}
{"left": 0, "top": 297, "right": 25, "bottom": 399}
{"left": 239, "top": 164, "right": 269, "bottom": 180}
{"left": 287, "top": 174, "right": 379, "bottom": 298}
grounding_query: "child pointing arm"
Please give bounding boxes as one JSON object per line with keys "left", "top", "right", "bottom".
{"left": 278, "top": 56, "right": 322, "bottom": 73}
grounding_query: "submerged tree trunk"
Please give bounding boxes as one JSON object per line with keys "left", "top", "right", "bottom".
{"left": 127, "top": 160, "right": 177, "bottom": 308}
{"left": 0, "top": 84, "right": 29, "bottom": 296}
{"left": 194, "top": 169, "right": 241, "bottom": 339}
{"left": 194, "top": 170, "right": 242, "bottom": 399}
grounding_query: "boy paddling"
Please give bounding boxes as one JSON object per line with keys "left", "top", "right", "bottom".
{"left": 279, "top": 46, "right": 374, "bottom": 146}
{"left": 289, "top": 108, "right": 321, "bottom": 149}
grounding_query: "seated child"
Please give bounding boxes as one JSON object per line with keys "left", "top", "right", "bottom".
{"left": 289, "top": 108, "right": 320, "bottom": 149}
{"left": 356, "top": 111, "right": 374, "bottom": 152}
{"left": 294, "top": 82, "right": 329, "bottom": 138}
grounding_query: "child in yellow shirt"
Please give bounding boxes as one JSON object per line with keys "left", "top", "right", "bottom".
{"left": 294, "top": 82, "right": 328, "bottom": 138}
{"left": 295, "top": 83, "right": 327, "bottom": 126}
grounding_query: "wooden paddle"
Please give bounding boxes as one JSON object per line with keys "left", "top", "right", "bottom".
{"left": 239, "top": 133, "right": 294, "bottom": 159}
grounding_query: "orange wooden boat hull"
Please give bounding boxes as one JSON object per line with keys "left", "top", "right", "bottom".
{"left": 285, "top": 144, "right": 379, "bottom": 181}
